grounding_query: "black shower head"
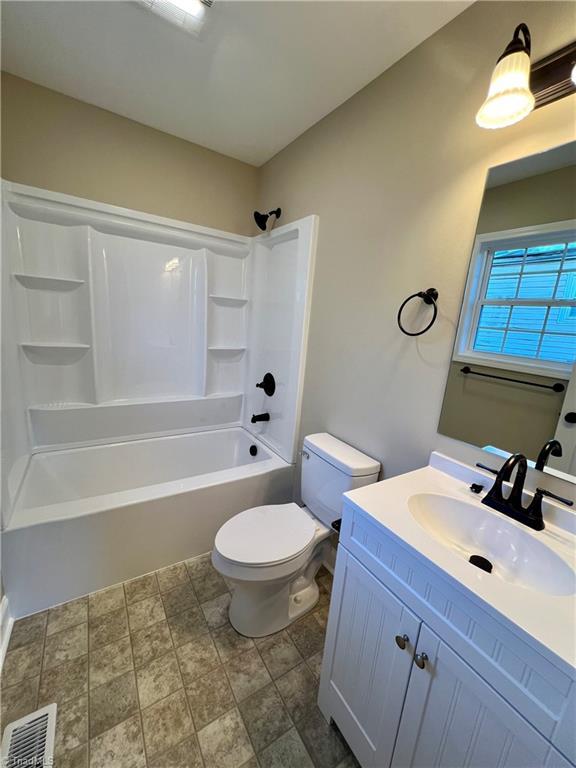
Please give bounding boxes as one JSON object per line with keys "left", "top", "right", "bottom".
{"left": 254, "top": 211, "right": 269, "bottom": 231}
{"left": 253, "top": 208, "right": 282, "bottom": 231}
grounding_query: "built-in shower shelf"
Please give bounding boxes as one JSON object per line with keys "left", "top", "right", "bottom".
{"left": 28, "top": 393, "right": 244, "bottom": 412}
{"left": 21, "top": 342, "right": 91, "bottom": 350}
{"left": 29, "top": 402, "right": 97, "bottom": 411}
{"left": 208, "top": 346, "right": 246, "bottom": 353}
{"left": 208, "top": 294, "right": 248, "bottom": 305}
{"left": 13, "top": 273, "right": 85, "bottom": 290}
{"left": 21, "top": 342, "right": 91, "bottom": 364}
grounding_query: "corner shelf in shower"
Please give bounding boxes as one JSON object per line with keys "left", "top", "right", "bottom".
{"left": 208, "top": 346, "right": 247, "bottom": 353}
{"left": 20, "top": 342, "right": 91, "bottom": 364}
{"left": 21, "top": 342, "right": 91, "bottom": 350}
{"left": 28, "top": 402, "right": 97, "bottom": 410}
{"left": 13, "top": 273, "right": 85, "bottom": 290}
{"left": 208, "top": 294, "right": 248, "bottom": 305}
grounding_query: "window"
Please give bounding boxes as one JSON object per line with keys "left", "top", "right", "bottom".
{"left": 456, "top": 222, "right": 576, "bottom": 376}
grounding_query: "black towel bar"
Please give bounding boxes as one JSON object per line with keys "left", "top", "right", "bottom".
{"left": 460, "top": 366, "right": 565, "bottom": 393}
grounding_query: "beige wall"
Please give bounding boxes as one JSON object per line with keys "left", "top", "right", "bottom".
{"left": 258, "top": 1, "right": 576, "bottom": 479}
{"left": 1, "top": 73, "right": 258, "bottom": 235}
{"left": 477, "top": 165, "right": 576, "bottom": 233}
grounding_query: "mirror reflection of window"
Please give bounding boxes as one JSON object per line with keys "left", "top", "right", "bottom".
{"left": 459, "top": 229, "right": 575, "bottom": 372}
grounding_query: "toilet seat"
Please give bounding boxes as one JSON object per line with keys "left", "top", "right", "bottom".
{"left": 214, "top": 503, "right": 317, "bottom": 567}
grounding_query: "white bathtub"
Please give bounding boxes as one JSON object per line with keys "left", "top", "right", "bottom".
{"left": 4, "top": 428, "right": 293, "bottom": 617}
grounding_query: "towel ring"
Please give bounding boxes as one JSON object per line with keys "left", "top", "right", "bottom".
{"left": 397, "top": 288, "right": 439, "bottom": 337}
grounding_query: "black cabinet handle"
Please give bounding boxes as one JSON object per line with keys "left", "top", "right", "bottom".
{"left": 564, "top": 412, "right": 576, "bottom": 424}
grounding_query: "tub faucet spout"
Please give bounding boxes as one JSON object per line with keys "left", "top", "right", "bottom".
{"left": 251, "top": 413, "right": 270, "bottom": 424}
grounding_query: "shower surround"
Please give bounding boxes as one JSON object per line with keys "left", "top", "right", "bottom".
{"left": 2, "top": 182, "right": 317, "bottom": 617}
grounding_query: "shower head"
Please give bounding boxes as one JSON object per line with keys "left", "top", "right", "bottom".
{"left": 253, "top": 208, "right": 282, "bottom": 231}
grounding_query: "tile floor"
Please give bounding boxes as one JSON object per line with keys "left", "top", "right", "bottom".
{"left": 1, "top": 555, "right": 358, "bottom": 768}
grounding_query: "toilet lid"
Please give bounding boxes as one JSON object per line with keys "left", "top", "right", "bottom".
{"left": 215, "top": 503, "right": 317, "bottom": 567}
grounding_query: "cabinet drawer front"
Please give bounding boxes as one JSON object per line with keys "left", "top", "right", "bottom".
{"left": 342, "top": 504, "right": 576, "bottom": 761}
{"left": 319, "top": 547, "right": 421, "bottom": 768}
{"left": 392, "top": 625, "right": 573, "bottom": 768}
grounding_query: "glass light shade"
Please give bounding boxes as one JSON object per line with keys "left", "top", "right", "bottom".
{"left": 476, "top": 51, "right": 535, "bottom": 129}
{"left": 139, "top": 0, "right": 207, "bottom": 34}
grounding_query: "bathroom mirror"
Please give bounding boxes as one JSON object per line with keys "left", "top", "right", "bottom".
{"left": 439, "top": 141, "right": 576, "bottom": 483}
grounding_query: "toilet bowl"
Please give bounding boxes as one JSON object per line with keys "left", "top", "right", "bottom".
{"left": 212, "top": 433, "right": 380, "bottom": 637}
{"left": 212, "top": 503, "right": 332, "bottom": 637}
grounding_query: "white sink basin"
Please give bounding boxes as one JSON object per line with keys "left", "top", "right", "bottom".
{"left": 408, "top": 492, "right": 575, "bottom": 597}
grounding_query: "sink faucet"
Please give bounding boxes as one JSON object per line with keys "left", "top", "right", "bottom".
{"left": 481, "top": 451, "right": 573, "bottom": 531}
{"left": 481, "top": 453, "right": 537, "bottom": 528}
{"left": 480, "top": 452, "right": 574, "bottom": 531}
{"left": 535, "top": 439, "right": 562, "bottom": 471}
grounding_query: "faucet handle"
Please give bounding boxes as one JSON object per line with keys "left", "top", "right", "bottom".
{"left": 475, "top": 462, "right": 498, "bottom": 475}
{"left": 534, "top": 487, "right": 574, "bottom": 508}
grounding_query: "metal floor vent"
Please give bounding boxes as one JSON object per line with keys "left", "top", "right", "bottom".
{"left": 1, "top": 704, "right": 56, "bottom": 768}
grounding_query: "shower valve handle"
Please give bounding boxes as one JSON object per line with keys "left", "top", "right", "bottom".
{"left": 256, "top": 373, "right": 276, "bottom": 397}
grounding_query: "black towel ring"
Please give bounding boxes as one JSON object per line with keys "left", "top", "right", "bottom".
{"left": 397, "top": 288, "right": 439, "bottom": 337}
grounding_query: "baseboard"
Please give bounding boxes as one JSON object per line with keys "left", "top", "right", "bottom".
{"left": 0, "top": 594, "right": 14, "bottom": 673}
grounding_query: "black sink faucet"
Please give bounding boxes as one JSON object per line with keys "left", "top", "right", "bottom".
{"left": 481, "top": 453, "right": 533, "bottom": 526}
{"left": 251, "top": 413, "right": 270, "bottom": 424}
{"left": 535, "top": 439, "right": 562, "bottom": 471}
{"left": 481, "top": 451, "right": 573, "bottom": 531}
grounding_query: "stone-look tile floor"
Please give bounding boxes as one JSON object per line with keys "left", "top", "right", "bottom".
{"left": 1, "top": 556, "right": 359, "bottom": 768}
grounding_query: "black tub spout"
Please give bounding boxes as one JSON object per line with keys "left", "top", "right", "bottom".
{"left": 251, "top": 413, "right": 270, "bottom": 424}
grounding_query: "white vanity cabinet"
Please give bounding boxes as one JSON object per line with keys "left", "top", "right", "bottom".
{"left": 392, "top": 623, "right": 572, "bottom": 768}
{"left": 318, "top": 548, "right": 421, "bottom": 768}
{"left": 319, "top": 506, "right": 576, "bottom": 768}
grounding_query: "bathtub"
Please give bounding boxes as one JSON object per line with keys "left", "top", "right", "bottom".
{"left": 4, "top": 428, "right": 293, "bottom": 617}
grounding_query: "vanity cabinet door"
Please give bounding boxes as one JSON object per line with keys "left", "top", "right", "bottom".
{"left": 319, "top": 548, "right": 421, "bottom": 768}
{"left": 392, "top": 624, "right": 572, "bottom": 768}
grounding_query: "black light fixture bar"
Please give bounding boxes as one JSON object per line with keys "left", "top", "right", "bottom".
{"left": 531, "top": 41, "right": 576, "bottom": 109}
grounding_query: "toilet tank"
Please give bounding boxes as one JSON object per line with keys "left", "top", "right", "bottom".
{"left": 301, "top": 433, "right": 380, "bottom": 527}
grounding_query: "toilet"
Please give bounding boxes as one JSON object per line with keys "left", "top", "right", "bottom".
{"left": 212, "top": 433, "right": 380, "bottom": 637}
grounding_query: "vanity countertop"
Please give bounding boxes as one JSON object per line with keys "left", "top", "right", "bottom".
{"left": 343, "top": 452, "right": 576, "bottom": 671}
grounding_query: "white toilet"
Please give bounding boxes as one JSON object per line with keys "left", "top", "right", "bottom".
{"left": 212, "top": 433, "right": 380, "bottom": 637}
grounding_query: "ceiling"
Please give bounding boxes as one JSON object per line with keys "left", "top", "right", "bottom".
{"left": 1, "top": 1, "right": 471, "bottom": 166}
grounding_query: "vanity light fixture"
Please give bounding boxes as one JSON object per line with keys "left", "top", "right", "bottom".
{"left": 476, "top": 23, "right": 535, "bottom": 129}
{"left": 477, "top": 26, "right": 576, "bottom": 129}
{"left": 139, "top": 0, "right": 213, "bottom": 35}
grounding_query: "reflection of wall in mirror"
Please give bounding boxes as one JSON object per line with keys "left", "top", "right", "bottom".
{"left": 551, "top": 364, "right": 576, "bottom": 475}
{"left": 438, "top": 361, "right": 568, "bottom": 460}
{"left": 477, "top": 166, "right": 576, "bottom": 234}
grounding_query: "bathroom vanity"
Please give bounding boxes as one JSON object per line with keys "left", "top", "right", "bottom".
{"left": 319, "top": 453, "right": 576, "bottom": 768}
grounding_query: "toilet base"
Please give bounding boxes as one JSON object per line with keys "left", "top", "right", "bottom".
{"left": 228, "top": 575, "right": 320, "bottom": 637}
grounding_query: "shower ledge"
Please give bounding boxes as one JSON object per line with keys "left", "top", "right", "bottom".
{"left": 208, "top": 346, "right": 247, "bottom": 352}
{"left": 20, "top": 342, "right": 92, "bottom": 365}
{"left": 28, "top": 393, "right": 244, "bottom": 410}
{"left": 13, "top": 273, "right": 85, "bottom": 290}
{"left": 21, "top": 342, "right": 90, "bottom": 350}
{"left": 208, "top": 294, "right": 248, "bottom": 304}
